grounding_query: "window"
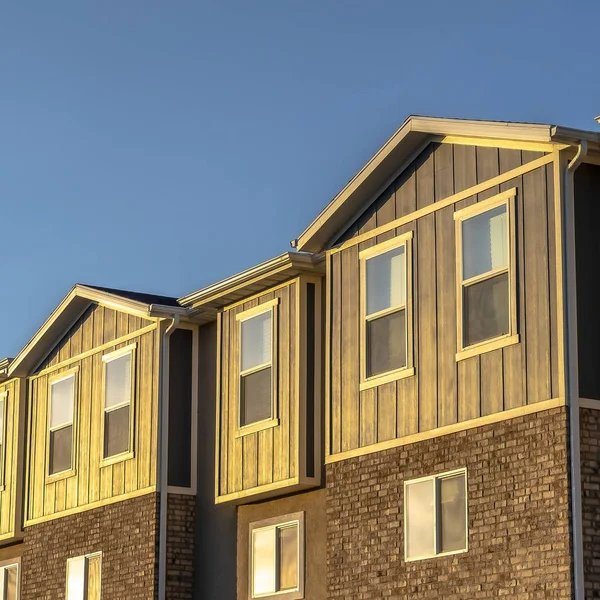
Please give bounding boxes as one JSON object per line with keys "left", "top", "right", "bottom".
{"left": 102, "top": 345, "right": 135, "bottom": 462}
{"left": 359, "top": 233, "right": 414, "bottom": 390}
{"left": 237, "top": 300, "right": 278, "bottom": 431}
{"left": 249, "top": 513, "right": 304, "bottom": 599}
{"left": 0, "top": 563, "right": 19, "bottom": 600}
{"left": 48, "top": 370, "right": 77, "bottom": 477}
{"left": 0, "top": 393, "right": 6, "bottom": 488}
{"left": 66, "top": 554, "right": 101, "bottom": 600}
{"left": 404, "top": 469, "right": 467, "bottom": 561}
{"left": 455, "top": 189, "right": 517, "bottom": 358}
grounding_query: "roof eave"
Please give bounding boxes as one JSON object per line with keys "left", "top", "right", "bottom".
{"left": 179, "top": 252, "right": 324, "bottom": 322}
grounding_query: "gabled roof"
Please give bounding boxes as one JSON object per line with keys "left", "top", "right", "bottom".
{"left": 179, "top": 252, "right": 324, "bottom": 324}
{"left": 293, "top": 115, "right": 600, "bottom": 253}
{"left": 8, "top": 284, "right": 187, "bottom": 378}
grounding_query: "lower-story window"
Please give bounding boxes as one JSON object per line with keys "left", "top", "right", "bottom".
{"left": 66, "top": 553, "right": 101, "bottom": 600}
{"left": 0, "top": 563, "right": 18, "bottom": 600}
{"left": 250, "top": 512, "right": 304, "bottom": 599}
{"left": 404, "top": 468, "right": 468, "bottom": 561}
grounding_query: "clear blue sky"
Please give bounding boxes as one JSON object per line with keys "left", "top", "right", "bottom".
{"left": 1, "top": 0, "right": 599, "bottom": 358}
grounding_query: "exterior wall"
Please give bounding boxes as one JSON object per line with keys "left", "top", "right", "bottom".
{"left": 166, "top": 494, "right": 195, "bottom": 600}
{"left": 0, "top": 377, "right": 23, "bottom": 542}
{"left": 21, "top": 493, "right": 159, "bottom": 599}
{"left": 580, "top": 405, "right": 600, "bottom": 598}
{"left": 328, "top": 143, "right": 561, "bottom": 456}
{"left": 195, "top": 322, "right": 237, "bottom": 600}
{"left": 26, "top": 303, "right": 160, "bottom": 525}
{"left": 574, "top": 163, "right": 600, "bottom": 400}
{"left": 326, "top": 407, "right": 572, "bottom": 598}
{"left": 237, "top": 489, "right": 326, "bottom": 600}
{"left": 217, "top": 276, "right": 322, "bottom": 503}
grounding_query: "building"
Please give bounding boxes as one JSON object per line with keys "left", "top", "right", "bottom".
{"left": 1, "top": 115, "right": 600, "bottom": 598}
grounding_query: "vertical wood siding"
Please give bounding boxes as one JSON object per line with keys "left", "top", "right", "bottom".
{"left": 216, "top": 276, "right": 322, "bottom": 501}
{"left": 26, "top": 305, "right": 159, "bottom": 523}
{"left": 0, "top": 378, "right": 21, "bottom": 539}
{"left": 329, "top": 143, "right": 559, "bottom": 454}
{"left": 217, "top": 282, "right": 297, "bottom": 499}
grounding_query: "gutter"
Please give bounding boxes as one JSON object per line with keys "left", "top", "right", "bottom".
{"left": 564, "top": 140, "right": 588, "bottom": 600}
{"left": 157, "top": 314, "right": 180, "bottom": 600}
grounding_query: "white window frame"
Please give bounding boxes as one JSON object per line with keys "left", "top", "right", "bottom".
{"left": 47, "top": 367, "right": 79, "bottom": 482}
{"left": 0, "top": 392, "right": 7, "bottom": 491}
{"left": 454, "top": 188, "right": 518, "bottom": 361}
{"left": 0, "top": 561, "right": 19, "bottom": 600}
{"left": 249, "top": 512, "right": 305, "bottom": 600}
{"left": 100, "top": 344, "right": 136, "bottom": 466}
{"left": 359, "top": 232, "right": 414, "bottom": 391}
{"left": 235, "top": 299, "right": 280, "bottom": 437}
{"left": 404, "top": 468, "right": 468, "bottom": 562}
{"left": 66, "top": 552, "right": 102, "bottom": 600}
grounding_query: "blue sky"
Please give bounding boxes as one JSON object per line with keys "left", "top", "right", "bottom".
{"left": 1, "top": 0, "right": 599, "bottom": 357}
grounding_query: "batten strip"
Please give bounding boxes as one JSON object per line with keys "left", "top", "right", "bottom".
{"left": 333, "top": 153, "right": 554, "bottom": 253}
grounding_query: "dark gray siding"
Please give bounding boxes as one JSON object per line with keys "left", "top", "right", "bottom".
{"left": 168, "top": 328, "right": 193, "bottom": 488}
{"left": 195, "top": 322, "right": 237, "bottom": 599}
{"left": 575, "top": 163, "right": 600, "bottom": 399}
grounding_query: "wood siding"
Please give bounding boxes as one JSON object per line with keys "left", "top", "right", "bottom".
{"left": 575, "top": 163, "right": 600, "bottom": 399}
{"left": 329, "top": 143, "right": 560, "bottom": 456}
{"left": 216, "top": 276, "right": 322, "bottom": 503}
{"left": 25, "top": 304, "right": 159, "bottom": 524}
{"left": 0, "top": 378, "right": 22, "bottom": 540}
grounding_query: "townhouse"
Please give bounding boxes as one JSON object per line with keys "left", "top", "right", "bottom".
{"left": 0, "top": 115, "right": 599, "bottom": 599}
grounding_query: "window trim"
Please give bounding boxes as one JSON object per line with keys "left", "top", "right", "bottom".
{"left": 0, "top": 392, "right": 7, "bottom": 492}
{"left": 0, "top": 558, "right": 20, "bottom": 600}
{"left": 404, "top": 467, "right": 468, "bottom": 562}
{"left": 359, "top": 232, "right": 415, "bottom": 392}
{"left": 249, "top": 512, "right": 305, "bottom": 600}
{"left": 46, "top": 367, "right": 79, "bottom": 483}
{"left": 66, "top": 552, "right": 102, "bottom": 600}
{"left": 454, "top": 188, "right": 519, "bottom": 361}
{"left": 235, "top": 299, "right": 280, "bottom": 437}
{"left": 100, "top": 343, "right": 137, "bottom": 467}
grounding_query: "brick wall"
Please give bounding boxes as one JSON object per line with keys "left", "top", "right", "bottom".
{"left": 580, "top": 406, "right": 600, "bottom": 599}
{"left": 21, "top": 493, "right": 159, "bottom": 600}
{"left": 166, "top": 493, "right": 195, "bottom": 599}
{"left": 326, "top": 407, "right": 573, "bottom": 599}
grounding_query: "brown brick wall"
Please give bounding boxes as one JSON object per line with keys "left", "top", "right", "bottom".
{"left": 21, "top": 493, "right": 159, "bottom": 600}
{"left": 166, "top": 493, "right": 195, "bottom": 599}
{"left": 326, "top": 407, "right": 573, "bottom": 599}
{"left": 580, "top": 406, "right": 600, "bottom": 598}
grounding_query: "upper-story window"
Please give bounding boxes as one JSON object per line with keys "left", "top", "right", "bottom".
{"left": 66, "top": 553, "right": 101, "bottom": 600}
{"left": 360, "top": 233, "right": 414, "bottom": 390}
{"left": 404, "top": 469, "right": 467, "bottom": 561}
{"left": 237, "top": 300, "right": 278, "bottom": 429}
{"left": 0, "top": 393, "right": 6, "bottom": 488}
{"left": 48, "top": 369, "right": 77, "bottom": 477}
{"left": 455, "top": 189, "right": 517, "bottom": 358}
{"left": 102, "top": 345, "right": 136, "bottom": 462}
{"left": 0, "top": 562, "right": 18, "bottom": 600}
{"left": 250, "top": 512, "right": 304, "bottom": 599}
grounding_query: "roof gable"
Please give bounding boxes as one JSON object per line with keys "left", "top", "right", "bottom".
{"left": 8, "top": 284, "right": 185, "bottom": 378}
{"left": 293, "top": 115, "right": 598, "bottom": 253}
